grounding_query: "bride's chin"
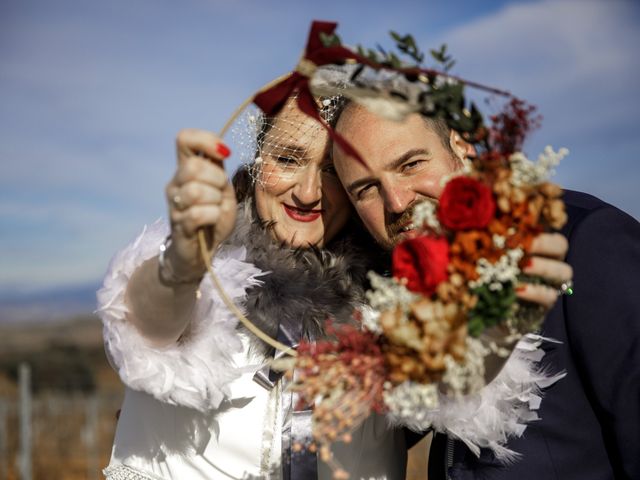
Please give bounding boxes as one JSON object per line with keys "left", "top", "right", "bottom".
{"left": 287, "top": 232, "right": 323, "bottom": 249}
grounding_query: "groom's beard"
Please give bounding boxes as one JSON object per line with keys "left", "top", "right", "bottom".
{"left": 384, "top": 198, "right": 438, "bottom": 250}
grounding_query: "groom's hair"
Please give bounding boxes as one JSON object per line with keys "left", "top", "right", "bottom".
{"left": 331, "top": 97, "right": 455, "bottom": 156}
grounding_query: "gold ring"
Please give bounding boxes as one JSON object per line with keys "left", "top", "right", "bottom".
{"left": 172, "top": 194, "right": 184, "bottom": 210}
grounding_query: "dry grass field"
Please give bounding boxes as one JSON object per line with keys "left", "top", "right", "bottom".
{"left": 0, "top": 316, "right": 123, "bottom": 479}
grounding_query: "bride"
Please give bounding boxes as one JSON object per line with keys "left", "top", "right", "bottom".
{"left": 97, "top": 95, "right": 408, "bottom": 479}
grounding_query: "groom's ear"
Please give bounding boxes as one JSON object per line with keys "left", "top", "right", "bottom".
{"left": 449, "top": 130, "right": 476, "bottom": 161}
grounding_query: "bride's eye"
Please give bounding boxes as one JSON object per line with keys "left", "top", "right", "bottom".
{"left": 276, "top": 156, "right": 299, "bottom": 166}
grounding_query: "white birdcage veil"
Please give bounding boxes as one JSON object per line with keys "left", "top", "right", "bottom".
{"left": 231, "top": 91, "right": 342, "bottom": 190}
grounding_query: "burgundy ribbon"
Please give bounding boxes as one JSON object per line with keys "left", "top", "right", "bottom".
{"left": 253, "top": 21, "right": 372, "bottom": 165}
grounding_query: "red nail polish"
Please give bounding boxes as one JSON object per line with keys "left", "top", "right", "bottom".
{"left": 516, "top": 285, "right": 527, "bottom": 293}
{"left": 524, "top": 258, "right": 533, "bottom": 268}
{"left": 216, "top": 142, "right": 231, "bottom": 158}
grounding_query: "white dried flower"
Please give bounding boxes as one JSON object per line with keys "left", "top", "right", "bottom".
{"left": 469, "top": 248, "right": 524, "bottom": 291}
{"left": 384, "top": 381, "right": 440, "bottom": 427}
{"left": 510, "top": 146, "right": 569, "bottom": 186}
{"left": 412, "top": 200, "right": 441, "bottom": 232}
{"left": 359, "top": 305, "right": 382, "bottom": 334}
{"left": 434, "top": 74, "right": 459, "bottom": 88}
{"left": 365, "top": 271, "right": 418, "bottom": 312}
{"left": 492, "top": 234, "right": 506, "bottom": 249}
{"left": 442, "top": 336, "right": 489, "bottom": 397}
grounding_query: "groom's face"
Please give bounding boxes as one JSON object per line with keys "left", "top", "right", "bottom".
{"left": 333, "top": 104, "right": 461, "bottom": 250}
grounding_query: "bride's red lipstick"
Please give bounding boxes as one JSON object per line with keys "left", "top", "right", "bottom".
{"left": 283, "top": 204, "right": 322, "bottom": 222}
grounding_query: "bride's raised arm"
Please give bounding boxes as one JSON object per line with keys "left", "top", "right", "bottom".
{"left": 123, "top": 129, "right": 236, "bottom": 346}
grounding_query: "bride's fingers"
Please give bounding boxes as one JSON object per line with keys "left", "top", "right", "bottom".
{"left": 516, "top": 283, "right": 559, "bottom": 309}
{"left": 529, "top": 233, "right": 568, "bottom": 259}
{"left": 176, "top": 129, "right": 230, "bottom": 164}
{"left": 170, "top": 205, "right": 223, "bottom": 238}
{"left": 170, "top": 182, "right": 223, "bottom": 210}
{"left": 523, "top": 256, "right": 573, "bottom": 284}
{"left": 174, "top": 156, "right": 228, "bottom": 189}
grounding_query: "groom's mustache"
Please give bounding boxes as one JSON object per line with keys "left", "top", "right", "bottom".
{"left": 386, "top": 209, "right": 414, "bottom": 239}
{"left": 385, "top": 198, "right": 438, "bottom": 241}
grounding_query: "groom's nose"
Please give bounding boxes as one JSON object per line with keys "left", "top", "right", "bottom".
{"left": 381, "top": 182, "right": 416, "bottom": 215}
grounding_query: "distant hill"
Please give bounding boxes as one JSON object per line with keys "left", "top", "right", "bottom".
{"left": 0, "top": 281, "right": 101, "bottom": 324}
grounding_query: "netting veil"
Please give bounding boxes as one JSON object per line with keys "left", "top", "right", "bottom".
{"left": 231, "top": 93, "right": 342, "bottom": 189}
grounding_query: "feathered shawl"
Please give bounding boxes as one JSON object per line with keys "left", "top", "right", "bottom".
{"left": 97, "top": 201, "right": 369, "bottom": 412}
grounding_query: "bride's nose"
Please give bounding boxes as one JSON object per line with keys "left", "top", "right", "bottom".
{"left": 292, "top": 168, "right": 322, "bottom": 205}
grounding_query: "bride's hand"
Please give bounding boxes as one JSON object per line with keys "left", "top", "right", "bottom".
{"left": 163, "top": 129, "right": 237, "bottom": 282}
{"left": 517, "top": 232, "right": 573, "bottom": 308}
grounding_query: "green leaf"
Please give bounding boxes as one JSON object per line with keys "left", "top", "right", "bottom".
{"left": 388, "top": 52, "right": 401, "bottom": 68}
{"left": 319, "top": 32, "right": 341, "bottom": 47}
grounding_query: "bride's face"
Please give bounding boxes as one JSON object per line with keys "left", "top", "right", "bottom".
{"left": 254, "top": 104, "right": 351, "bottom": 248}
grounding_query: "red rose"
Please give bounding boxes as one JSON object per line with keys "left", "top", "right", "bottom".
{"left": 392, "top": 236, "right": 449, "bottom": 296}
{"left": 438, "top": 177, "right": 496, "bottom": 230}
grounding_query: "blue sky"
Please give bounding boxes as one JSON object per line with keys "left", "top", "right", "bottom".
{"left": 1, "top": 0, "right": 638, "bottom": 292}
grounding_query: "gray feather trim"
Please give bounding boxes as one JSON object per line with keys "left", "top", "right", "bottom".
{"left": 225, "top": 200, "right": 370, "bottom": 352}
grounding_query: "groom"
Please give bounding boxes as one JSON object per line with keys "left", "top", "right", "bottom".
{"left": 331, "top": 102, "right": 640, "bottom": 479}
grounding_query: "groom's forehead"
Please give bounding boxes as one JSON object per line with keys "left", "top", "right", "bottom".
{"left": 334, "top": 102, "right": 378, "bottom": 134}
{"left": 333, "top": 104, "right": 441, "bottom": 170}
{"left": 335, "top": 102, "right": 443, "bottom": 145}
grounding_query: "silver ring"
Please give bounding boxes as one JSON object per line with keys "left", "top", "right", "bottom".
{"left": 558, "top": 280, "right": 574, "bottom": 296}
{"left": 172, "top": 194, "right": 184, "bottom": 210}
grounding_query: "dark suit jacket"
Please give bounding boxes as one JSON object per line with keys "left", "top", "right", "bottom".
{"left": 429, "top": 190, "right": 640, "bottom": 480}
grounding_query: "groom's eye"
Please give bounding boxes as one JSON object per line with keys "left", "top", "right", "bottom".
{"left": 321, "top": 163, "right": 338, "bottom": 176}
{"left": 401, "top": 159, "right": 425, "bottom": 172}
{"left": 356, "top": 183, "right": 377, "bottom": 200}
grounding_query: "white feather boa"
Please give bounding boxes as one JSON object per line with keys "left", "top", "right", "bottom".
{"left": 390, "top": 334, "right": 565, "bottom": 462}
{"left": 96, "top": 220, "right": 263, "bottom": 412}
